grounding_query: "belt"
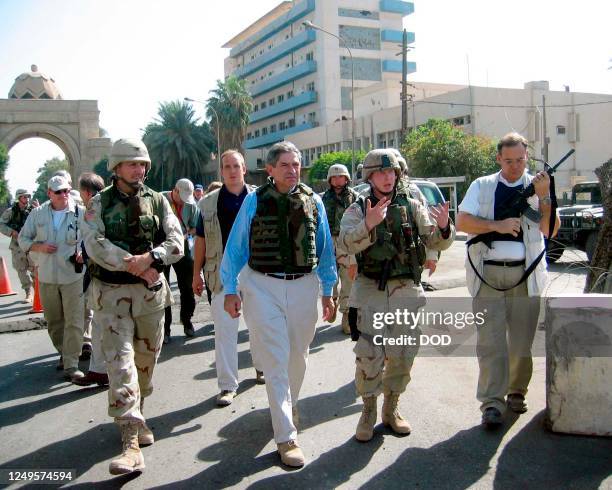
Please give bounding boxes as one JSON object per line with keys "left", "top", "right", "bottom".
{"left": 483, "top": 259, "right": 526, "bottom": 267}
{"left": 264, "top": 273, "right": 305, "bottom": 280}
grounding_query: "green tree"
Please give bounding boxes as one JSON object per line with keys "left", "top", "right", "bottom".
{"left": 0, "top": 145, "right": 10, "bottom": 206}
{"left": 308, "top": 150, "right": 367, "bottom": 183}
{"left": 93, "top": 157, "right": 112, "bottom": 186}
{"left": 401, "top": 118, "right": 498, "bottom": 198}
{"left": 33, "top": 157, "right": 69, "bottom": 203}
{"left": 143, "top": 100, "right": 215, "bottom": 191}
{"left": 207, "top": 75, "right": 253, "bottom": 155}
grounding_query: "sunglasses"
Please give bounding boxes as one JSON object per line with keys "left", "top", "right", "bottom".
{"left": 52, "top": 189, "right": 70, "bottom": 195}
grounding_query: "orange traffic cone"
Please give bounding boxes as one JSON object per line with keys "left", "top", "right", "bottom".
{"left": 0, "top": 257, "right": 17, "bottom": 297}
{"left": 30, "top": 272, "right": 44, "bottom": 314}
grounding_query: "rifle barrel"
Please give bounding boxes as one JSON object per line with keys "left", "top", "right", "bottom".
{"left": 548, "top": 149, "right": 575, "bottom": 174}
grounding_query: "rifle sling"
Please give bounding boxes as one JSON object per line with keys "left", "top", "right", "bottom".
{"left": 466, "top": 176, "right": 557, "bottom": 293}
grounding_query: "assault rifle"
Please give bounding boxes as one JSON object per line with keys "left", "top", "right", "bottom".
{"left": 466, "top": 149, "right": 573, "bottom": 292}
{"left": 470, "top": 148, "right": 574, "bottom": 249}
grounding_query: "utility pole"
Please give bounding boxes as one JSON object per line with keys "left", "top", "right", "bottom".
{"left": 400, "top": 29, "right": 408, "bottom": 141}
{"left": 542, "top": 95, "right": 549, "bottom": 162}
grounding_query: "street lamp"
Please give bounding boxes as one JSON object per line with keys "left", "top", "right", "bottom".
{"left": 302, "top": 21, "right": 356, "bottom": 178}
{"left": 184, "top": 97, "right": 221, "bottom": 181}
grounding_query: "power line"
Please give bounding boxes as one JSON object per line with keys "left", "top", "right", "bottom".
{"left": 413, "top": 100, "right": 612, "bottom": 109}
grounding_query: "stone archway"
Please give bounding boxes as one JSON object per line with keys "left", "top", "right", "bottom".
{"left": 0, "top": 100, "right": 111, "bottom": 181}
{"left": 0, "top": 66, "right": 111, "bottom": 181}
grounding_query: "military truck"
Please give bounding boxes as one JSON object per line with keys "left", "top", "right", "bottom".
{"left": 546, "top": 181, "right": 602, "bottom": 263}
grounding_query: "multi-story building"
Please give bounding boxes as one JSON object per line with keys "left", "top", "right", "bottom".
{"left": 291, "top": 79, "right": 612, "bottom": 194}
{"left": 222, "top": 0, "right": 416, "bottom": 169}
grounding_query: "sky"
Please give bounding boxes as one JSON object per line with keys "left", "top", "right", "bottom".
{"left": 1, "top": 0, "right": 611, "bottom": 194}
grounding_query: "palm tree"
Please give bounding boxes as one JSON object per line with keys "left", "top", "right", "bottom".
{"left": 143, "top": 100, "right": 215, "bottom": 191}
{"left": 207, "top": 76, "right": 253, "bottom": 155}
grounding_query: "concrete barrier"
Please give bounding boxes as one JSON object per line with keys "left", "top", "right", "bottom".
{"left": 545, "top": 294, "right": 612, "bottom": 436}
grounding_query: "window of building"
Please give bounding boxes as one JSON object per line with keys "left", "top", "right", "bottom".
{"left": 288, "top": 118, "right": 295, "bottom": 128}
{"left": 306, "top": 81, "right": 315, "bottom": 91}
{"left": 269, "top": 98, "right": 275, "bottom": 106}
{"left": 262, "top": 127, "right": 268, "bottom": 135}
{"left": 254, "top": 129, "right": 260, "bottom": 137}
{"left": 307, "top": 112, "right": 316, "bottom": 123}
{"left": 246, "top": 132, "right": 252, "bottom": 140}
{"left": 279, "top": 121, "right": 287, "bottom": 130}
{"left": 261, "top": 101, "right": 267, "bottom": 109}
{"left": 277, "top": 94, "right": 285, "bottom": 103}
{"left": 268, "top": 71, "right": 273, "bottom": 77}
{"left": 254, "top": 104, "right": 259, "bottom": 112}
{"left": 287, "top": 90, "right": 294, "bottom": 98}
{"left": 286, "top": 63, "right": 291, "bottom": 68}
{"left": 270, "top": 124, "right": 277, "bottom": 133}
{"left": 305, "top": 51, "right": 314, "bottom": 61}
{"left": 557, "top": 125, "right": 566, "bottom": 135}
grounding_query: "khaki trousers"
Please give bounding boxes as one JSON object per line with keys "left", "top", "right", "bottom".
{"left": 39, "top": 279, "right": 85, "bottom": 370}
{"left": 474, "top": 264, "right": 540, "bottom": 413}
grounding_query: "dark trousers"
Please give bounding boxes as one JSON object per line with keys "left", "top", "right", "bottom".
{"left": 164, "top": 254, "right": 196, "bottom": 334}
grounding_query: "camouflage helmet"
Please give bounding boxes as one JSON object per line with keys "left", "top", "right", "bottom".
{"left": 15, "top": 189, "right": 30, "bottom": 199}
{"left": 108, "top": 138, "right": 151, "bottom": 172}
{"left": 327, "top": 163, "right": 351, "bottom": 184}
{"left": 389, "top": 148, "right": 408, "bottom": 175}
{"left": 362, "top": 149, "right": 401, "bottom": 181}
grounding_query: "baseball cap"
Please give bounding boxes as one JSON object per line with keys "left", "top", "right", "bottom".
{"left": 194, "top": 184, "right": 204, "bottom": 191}
{"left": 15, "top": 189, "right": 31, "bottom": 199}
{"left": 48, "top": 175, "right": 71, "bottom": 192}
{"left": 176, "top": 178, "right": 195, "bottom": 204}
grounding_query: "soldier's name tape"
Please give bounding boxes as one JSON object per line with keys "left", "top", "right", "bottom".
{"left": 0, "top": 469, "right": 76, "bottom": 484}
{"left": 372, "top": 308, "right": 487, "bottom": 330}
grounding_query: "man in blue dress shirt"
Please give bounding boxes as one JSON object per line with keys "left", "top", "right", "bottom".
{"left": 220, "top": 141, "right": 337, "bottom": 468}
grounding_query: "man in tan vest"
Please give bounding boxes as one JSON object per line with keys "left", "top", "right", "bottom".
{"left": 192, "top": 150, "right": 264, "bottom": 407}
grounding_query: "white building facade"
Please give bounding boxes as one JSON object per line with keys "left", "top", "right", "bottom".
{"left": 290, "top": 79, "right": 612, "bottom": 193}
{"left": 223, "top": 0, "right": 416, "bottom": 169}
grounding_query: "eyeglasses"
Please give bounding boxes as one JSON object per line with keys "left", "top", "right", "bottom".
{"left": 52, "top": 189, "right": 70, "bottom": 195}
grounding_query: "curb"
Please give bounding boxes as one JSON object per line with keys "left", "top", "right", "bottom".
{"left": 0, "top": 316, "right": 47, "bottom": 334}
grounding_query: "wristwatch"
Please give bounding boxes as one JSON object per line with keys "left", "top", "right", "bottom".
{"left": 150, "top": 249, "right": 164, "bottom": 271}
{"left": 540, "top": 195, "right": 552, "bottom": 206}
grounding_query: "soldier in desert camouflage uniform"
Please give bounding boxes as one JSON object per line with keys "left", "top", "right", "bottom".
{"left": 83, "top": 138, "right": 183, "bottom": 475}
{"left": 321, "top": 164, "right": 359, "bottom": 333}
{"left": 339, "top": 149, "right": 454, "bottom": 443}
{"left": 0, "top": 189, "right": 36, "bottom": 301}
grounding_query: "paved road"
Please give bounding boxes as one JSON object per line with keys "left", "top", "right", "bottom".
{"left": 0, "top": 234, "right": 610, "bottom": 488}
